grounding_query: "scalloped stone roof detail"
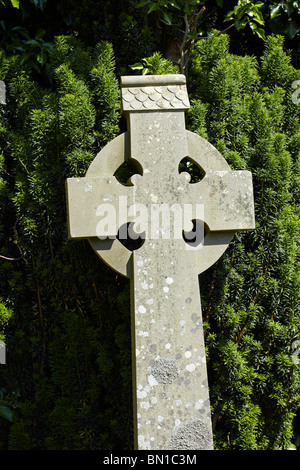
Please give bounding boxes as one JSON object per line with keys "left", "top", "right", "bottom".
{"left": 122, "top": 84, "right": 190, "bottom": 111}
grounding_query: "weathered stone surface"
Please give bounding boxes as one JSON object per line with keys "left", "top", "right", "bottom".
{"left": 65, "top": 74, "right": 255, "bottom": 450}
{"left": 170, "top": 419, "right": 213, "bottom": 450}
{"left": 131, "top": 238, "right": 214, "bottom": 449}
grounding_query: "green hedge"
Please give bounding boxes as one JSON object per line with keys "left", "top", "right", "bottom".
{"left": 0, "top": 33, "right": 299, "bottom": 450}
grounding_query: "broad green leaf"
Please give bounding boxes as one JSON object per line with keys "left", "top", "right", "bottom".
{"left": 224, "top": 10, "right": 234, "bottom": 22}
{"left": 235, "top": 19, "right": 248, "bottom": 30}
{"left": 284, "top": 19, "right": 300, "bottom": 38}
{"left": 35, "top": 28, "right": 46, "bottom": 39}
{"left": 163, "top": 11, "right": 172, "bottom": 25}
{"left": 42, "top": 42, "right": 54, "bottom": 50}
{"left": 11, "top": 26, "right": 30, "bottom": 39}
{"left": 148, "top": 2, "right": 159, "bottom": 13}
{"left": 25, "top": 39, "right": 40, "bottom": 46}
{"left": 20, "top": 51, "right": 33, "bottom": 64}
{"left": 255, "top": 8, "right": 264, "bottom": 21}
{"left": 186, "top": 30, "right": 199, "bottom": 40}
{"left": 252, "top": 10, "right": 264, "bottom": 26}
{"left": 254, "top": 27, "right": 266, "bottom": 40}
{"left": 235, "top": 4, "right": 249, "bottom": 20}
{"left": 10, "top": 0, "right": 19, "bottom": 8}
{"left": 270, "top": 4, "right": 282, "bottom": 19}
{"left": 37, "top": 50, "right": 47, "bottom": 65}
{"left": 250, "top": 22, "right": 266, "bottom": 40}
{"left": 234, "top": 4, "right": 242, "bottom": 15}
{"left": 136, "top": 0, "right": 149, "bottom": 7}
{"left": 0, "top": 401, "right": 13, "bottom": 422}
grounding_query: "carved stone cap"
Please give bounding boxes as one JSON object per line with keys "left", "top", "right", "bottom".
{"left": 121, "top": 74, "right": 190, "bottom": 112}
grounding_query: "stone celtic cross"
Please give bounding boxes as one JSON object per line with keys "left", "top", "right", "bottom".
{"left": 66, "top": 74, "right": 255, "bottom": 450}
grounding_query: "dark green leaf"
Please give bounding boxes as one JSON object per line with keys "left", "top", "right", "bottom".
{"left": 25, "top": 39, "right": 40, "bottom": 46}
{"left": 163, "top": 11, "right": 172, "bottom": 25}
{"left": 0, "top": 401, "right": 13, "bottom": 422}
{"left": 254, "top": 26, "right": 266, "bottom": 40}
{"left": 235, "top": 19, "right": 248, "bottom": 30}
{"left": 136, "top": 0, "right": 149, "bottom": 7}
{"left": 35, "top": 28, "right": 46, "bottom": 39}
{"left": 284, "top": 20, "right": 300, "bottom": 38}
{"left": 148, "top": 2, "right": 159, "bottom": 13}
{"left": 37, "top": 50, "right": 47, "bottom": 65}
{"left": 186, "top": 30, "right": 199, "bottom": 40}
{"left": 250, "top": 21, "right": 266, "bottom": 40}
{"left": 224, "top": 10, "right": 234, "bottom": 22}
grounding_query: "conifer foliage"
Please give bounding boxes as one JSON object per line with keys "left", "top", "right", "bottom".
{"left": 0, "top": 33, "right": 299, "bottom": 450}
{"left": 0, "top": 37, "right": 132, "bottom": 450}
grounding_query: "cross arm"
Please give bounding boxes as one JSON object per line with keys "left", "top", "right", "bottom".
{"left": 189, "top": 170, "right": 255, "bottom": 232}
{"left": 66, "top": 176, "right": 133, "bottom": 239}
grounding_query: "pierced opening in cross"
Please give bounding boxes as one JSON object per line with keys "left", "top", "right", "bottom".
{"left": 183, "top": 219, "right": 207, "bottom": 248}
{"left": 179, "top": 157, "right": 205, "bottom": 183}
{"left": 113, "top": 159, "right": 142, "bottom": 185}
{"left": 117, "top": 222, "right": 145, "bottom": 251}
